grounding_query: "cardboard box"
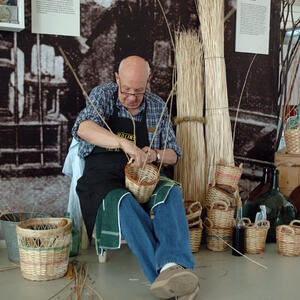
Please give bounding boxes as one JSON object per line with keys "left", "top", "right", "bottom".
{"left": 274, "top": 148, "right": 300, "bottom": 196}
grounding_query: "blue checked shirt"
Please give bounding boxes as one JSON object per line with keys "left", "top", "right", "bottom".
{"left": 72, "top": 82, "right": 182, "bottom": 160}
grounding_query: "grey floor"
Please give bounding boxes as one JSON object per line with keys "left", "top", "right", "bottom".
{"left": 0, "top": 243, "right": 299, "bottom": 300}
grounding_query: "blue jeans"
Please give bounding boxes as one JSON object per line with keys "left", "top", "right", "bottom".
{"left": 119, "top": 185, "right": 195, "bottom": 283}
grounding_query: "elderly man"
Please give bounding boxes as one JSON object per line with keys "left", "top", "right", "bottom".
{"left": 72, "top": 56, "right": 199, "bottom": 299}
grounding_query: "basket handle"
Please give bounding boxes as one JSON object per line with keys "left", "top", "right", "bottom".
{"left": 187, "top": 201, "right": 202, "bottom": 215}
{"left": 188, "top": 216, "right": 202, "bottom": 228}
{"left": 209, "top": 200, "right": 229, "bottom": 211}
{"left": 242, "top": 217, "right": 252, "bottom": 226}
{"left": 254, "top": 219, "right": 270, "bottom": 229}
{"left": 204, "top": 217, "right": 214, "bottom": 228}
{"left": 277, "top": 225, "right": 295, "bottom": 236}
{"left": 289, "top": 220, "right": 300, "bottom": 227}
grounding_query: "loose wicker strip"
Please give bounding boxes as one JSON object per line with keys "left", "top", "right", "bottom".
{"left": 244, "top": 219, "right": 270, "bottom": 254}
{"left": 284, "top": 128, "right": 300, "bottom": 154}
{"left": 16, "top": 218, "right": 72, "bottom": 281}
{"left": 215, "top": 163, "right": 243, "bottom": 190}
{"left": 206, "top": 200, "right": 234, "bottom": 228}
{"left": 204, "top": 217, "right": 232, "bottom": 252}
{"left": 276, "top": 225, "right": 300, "bottom": 257}
{"left": 205, "top": 184, "right": 235, "bottom": 207}
{"left": 125, "top": 163, "right": 159, "bottom": 204}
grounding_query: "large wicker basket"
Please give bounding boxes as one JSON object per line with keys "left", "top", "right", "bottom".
{"left": 206, "top": 200, "right": 234, "bottom": 228}
{"left": 125, "top": 163, "right": 160, "bottom": 203}
{"left": 284, "top": 128, "right": 300, "bottom": 154}
{"left": 215, "top": 163, "right": 243, "bottom": 190}
{"left": 205, "top": 184, "right": 235, "bottom": 207}
{"left": 243, "top": 218, "right": 270, "bottom": 254}
{"left": 16, "top": 218, "right": 72, "bottom": 281}
{"left": 204, "top": 218, "right": 232, "bottom": 252}
{"left": 276, "top": 224, "right": 300, "bottom": 257}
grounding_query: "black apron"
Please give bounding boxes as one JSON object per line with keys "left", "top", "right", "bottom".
{"left": 76, "top": 93, "right": 149, "bottom": 240}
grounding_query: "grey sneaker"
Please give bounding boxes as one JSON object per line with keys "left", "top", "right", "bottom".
{"left": 150, "top": 265, "right": 199, "bottom": 299}
{"left": 176, "top": 284, "right": 200, "bottom": 300}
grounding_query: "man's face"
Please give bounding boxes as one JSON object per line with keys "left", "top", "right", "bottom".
{"left": 115, "top": 71, "right": 149, "bottom": 113}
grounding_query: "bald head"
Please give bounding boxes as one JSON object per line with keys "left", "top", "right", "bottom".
{"left": 118, "top": 56, "right": 151, "bottom": 79}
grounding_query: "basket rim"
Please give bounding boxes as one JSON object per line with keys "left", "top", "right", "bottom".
{"left": 125, "top": 163, "right": 159, "bottom": 186}
{"left": 16, "top": 217, "right": 72, "bottom": 237}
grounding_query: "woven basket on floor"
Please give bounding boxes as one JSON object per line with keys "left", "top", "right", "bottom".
{"left": 284, "top": 129, "right": 300, "bottom": 154}
{"left": 276, "top": 224, "right": 300, "bottom": 257}
{"left": 125, "top": 163, "right": 159, "bottom": 204}
{"left": 206, "top": 200, "right": 234, "bottom": 228}
{"left": 205, "top": 184, "right": 235, "bottom": 207}
{"left": 243, "top": 218, "right": 270, "bottom": 254}
{"left": 215, "top": 163, "right": 243, "bottom": 190}
{"left": 204, "top": 218, "right": 232, "bottom": 252}
{"left": 189, "top": 219, "right": 203, "bottom": 253}
{"left": 16, "top": 218, "right": 72, "bottom": 281}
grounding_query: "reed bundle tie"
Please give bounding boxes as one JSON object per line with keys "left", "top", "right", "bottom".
{"left": 174, "top": 116, "right": 206, "bottom": 126}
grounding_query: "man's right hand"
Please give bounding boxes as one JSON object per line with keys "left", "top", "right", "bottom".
{"left": 118, "top": 137, "right": 147, "bottom": 168}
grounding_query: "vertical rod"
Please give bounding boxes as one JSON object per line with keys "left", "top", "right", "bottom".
{"left": 13, "top": 32, "right": 19, "bottom": 167}
{"left": 37, "top": 34, "right": 44, "bottom": 166}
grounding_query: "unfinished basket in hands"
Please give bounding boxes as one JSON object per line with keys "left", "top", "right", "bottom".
{"left": 215, "top": 163, "right": 243, "bottom": 191}
{"left": 276, "top": 224, "right": 300, "bottom": 257}
{"left": 205, "top": 184, "right": 235, "bottom": 207}
{"left": 243, "top": 218, "right": 270, "bottom": 254}
{"left": 206, "top": 200, "right": 234, "bottom": 228}
{"left": 204, "top": 217, "right": 232, "bottom": 252}
{"left": 284, "top": 128, "right": 300, "bottom": 154}
{"left": 125, "top": 163, "right": 160, "bottom": 204}
{"left": 16, "top": 218, "right": 72, "bottom": 281}
{"left": 184, "top": 201, "right": 203, "bottom": 253}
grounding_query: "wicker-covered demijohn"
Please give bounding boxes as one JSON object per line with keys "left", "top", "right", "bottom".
{"left": 125, "top": 163, "right": 160, "bottom": 204}
{"left": 16, "top": 218, "right": 72, "bottom": 281}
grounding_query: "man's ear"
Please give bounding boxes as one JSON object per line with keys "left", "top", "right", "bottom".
{"left": 115, "top": 72, "right": 120, "bottom": 83}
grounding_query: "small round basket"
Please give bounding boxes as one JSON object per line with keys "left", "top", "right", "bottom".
{"left": 125, "top": 163, "right": 160, "bottom": 204}
{"left": 206, "top": 200, "right": 234, "bottom": 228}
{"left": 243, "top": 218, "right": 270, "bottom": 254}
{"left": 215, "top": 163, "right": 243, "bottom": 190}
{"left": 205, "top": 185, "right": 235, "bottom": 207}
{"left": 284, "top": 128, "right": 300, "bottom": 154}
{"left": 204, "top": 218, "right": 232, "bottom": 252}
{"left": 184, "top": 201, "right": 203, "bottom": 253}
{"left": 16, "top": 218, "right": 72, "bottom": 281}
{"left": 276, "top": 224, "right": 300, "bottom": 257}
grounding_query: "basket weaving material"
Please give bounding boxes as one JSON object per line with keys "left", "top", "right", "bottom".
{"left": 16, "top": 218, "right": 72, "bottom": 281}
{"left": 215, "top": 163, "right": 243, "bottom": 190}
{"left": 276, "top": 225, "right": 300, "bottom": 257}
{"left": 125, "top": 163, "right": 159, "bottom": 204}
{"left": 206, "top": 200, "right": 234, "bottom": 228}
{"left": 204, "top": 218, "right": 232, "bottom": 252}
{"left": 243, "top": 218, "right": 270, "bottom": 254}
{"left": 205, "top": 185, "right": 235, "bottom": 207}
{"left": 284, "top": 129, "right": 300, "bottom": 154}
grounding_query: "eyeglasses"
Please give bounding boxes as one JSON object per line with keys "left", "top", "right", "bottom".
{"left": 119, "top": 81, "right": 146, "bottom": 98}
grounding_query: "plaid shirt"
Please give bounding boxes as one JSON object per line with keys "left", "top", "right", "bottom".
{"left": 72, "top": 82, "right": 182, "bottom": 160}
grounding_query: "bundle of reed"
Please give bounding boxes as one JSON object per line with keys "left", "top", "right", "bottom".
{"left": 173, "top": 30, "right": 206, "bottom": 204}
{"left": 197, "top": 0, "right": 234, "bottom": 188}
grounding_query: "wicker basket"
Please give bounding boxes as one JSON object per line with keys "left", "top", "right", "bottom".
{"left": 16, "top": 218, "right": 72, "bottom": 281}
{"left": 184, "top": 201, "right": 202, "bottom": 227}
{"left": 205, "top": 184, "right": 235, "bottom": 207}
{"left": 243, "top": 218, "right": 270, "bottom": 254}
{"left": 206, "top": 200, "right": 234, "bottom": 228}
{"left": 189, "top": 220, "right": 203, "bottom": 253}
{"left": 276, "top": 224, "right": 300, "bottom": 257}
{"left": 204, "top": 218, "right": 232, "bottom": 252}
{"left": 215, "top": 163, "right": 243, "bottom": 190}
{"left": 125, "top": 163, "right": 160, "bottom": 203}
{"left": 284, "top": 128, "right": 300, "bottom": 154}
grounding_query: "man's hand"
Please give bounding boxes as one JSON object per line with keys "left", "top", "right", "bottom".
{"left": 119, "top": 137, "right": 147, "bottom": 168}
{"left": 142, "top": 146, "right": 157, "bottom": 163}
